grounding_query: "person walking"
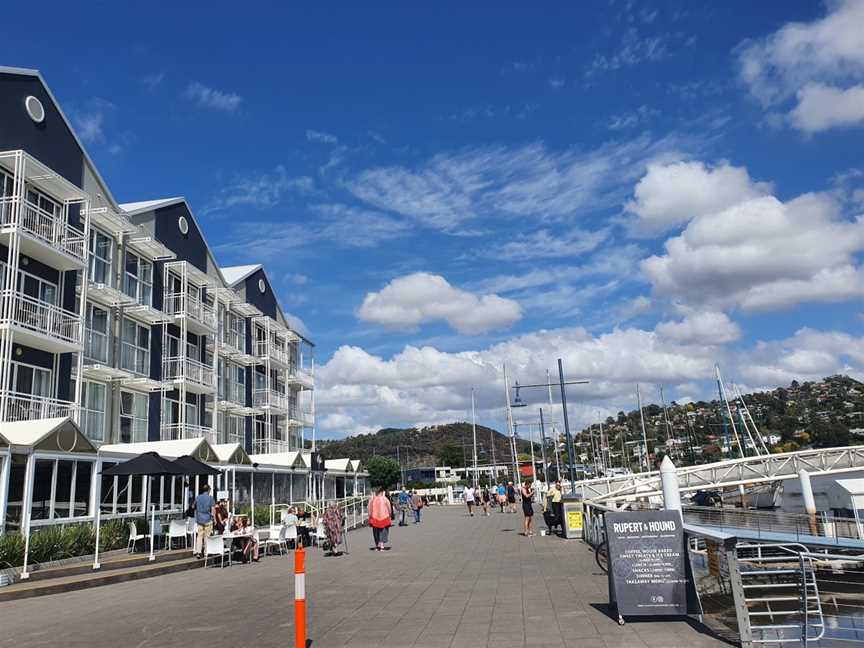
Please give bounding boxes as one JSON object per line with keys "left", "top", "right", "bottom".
{"left": 550, "top": 480, "right": 564, "bottom": 534}
{"left": 323, "top": 501, "right": 344, "bottom": 556}
{"left": 192, "top": 484, "right": 216, "bottom": 558}
{"left": 481, "top": 486, "right": 491, "bottom": 516}
{"left": 411, "top": 490, "right": 424, "bottom": 523}
{"left": 506, "top": 481, "right": 517, "bottom": 514}
{"left": 496, "top": 483, "right": 507, "bottom": 513}
{"left": 463, "top": 484, "right": 476, "bottom": 516}
{"left": 397, "top": 487, "right": 410, "bottom": 526}
{"left": 520, "top": 479, "right": 536, "bottom": 536}
{"left": 368, "top": 487, "right": 393, "bottom": 551}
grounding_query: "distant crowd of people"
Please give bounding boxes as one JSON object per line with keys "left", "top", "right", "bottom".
{"left": 462, "top": 479, "right": 566, "bottom": 537}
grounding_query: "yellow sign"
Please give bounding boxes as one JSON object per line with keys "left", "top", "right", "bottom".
{"left": 566, "top": 510, "right": 583, "bottom": 531}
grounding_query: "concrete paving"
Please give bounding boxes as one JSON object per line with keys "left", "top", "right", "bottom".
{"left": 0, "top": 505, "right": 731, "bottom": 647}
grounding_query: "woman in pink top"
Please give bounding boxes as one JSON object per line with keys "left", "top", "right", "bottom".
{"left": 368, "top": 487, "right": 393, "bottom": 551}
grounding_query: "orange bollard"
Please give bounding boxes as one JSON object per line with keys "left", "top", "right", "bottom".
{"left": 295, "top": 544, "right": 306, "bottom": 648}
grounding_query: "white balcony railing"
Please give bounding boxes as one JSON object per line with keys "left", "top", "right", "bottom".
{"left": 163, "top": 292, "right": 216, "bottom": 331}
{"left": 253, "top": 340, "right": 291, "bottom": 366}
{"left": 218, "top": 382, "right": 246, "bottom": 407}
{"left": 220, "top": 329, "right": 245, "bottom": 355}
{"left": 161, "top": 423, "right": 218, "bottom": 445}
{"left": 0, "top": 196, "right": 87, "bottom": 263}
{"left": 252, "top": 437, "right": 289, "bottom": 455}
{"left": 252, "top": 388, "right": 289, "bottom": 411}
{"left": 2, "top": 391, "right": 78, "bottom": 422}
{"left": 163, "top": 356, "right": 215, "bottom": 389}
{"left": 0, "top": 289, "right": 83, "bottom": 346}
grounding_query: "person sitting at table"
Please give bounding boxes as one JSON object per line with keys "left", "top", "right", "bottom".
{"left": 281, "top": 506, "right": 298, "bottom": 528}
{"left": 296, "top": 506, "right": 312, "bottom": 547}
{"left": 232, "top": 516, "right": 259, "bottom": 563}
{"left": 214, "top": 499, "right": 229, "bottom": 534}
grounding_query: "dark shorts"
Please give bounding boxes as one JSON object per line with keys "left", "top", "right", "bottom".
{"left": 522, "top": 500, "right": 534, "bottom": 517}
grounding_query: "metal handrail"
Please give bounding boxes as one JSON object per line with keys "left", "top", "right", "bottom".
{"left": 160, "top": 423, "right": 217, "bottom": 444}
{"left": 0, "top": 288, "right": 83, "bottom": 345}
{"left": 2, "top": 390, "right": 78, "bottom": 422}
{"left": 163, "top": 356, "right": 215, "bottom": 387}
{"left": 163, "top": 292, "right": 217, "bottom": 329}
{"left": 0, "top": 196, "right": 87, "bottom": 262}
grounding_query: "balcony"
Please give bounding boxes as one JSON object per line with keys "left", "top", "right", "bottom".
{"left": 253, "top": 340, "right": 291, "bottom": 368}
{"left": 0, "top": 196, "right": 87, "bottom": 270}
{"left": 252, "top": 388, "right": 289, "bottom": 413}
{"left": 0, "top": 289, "right": 83, "bottom": 353}
{"left": 1, "top": 391, "right": 78, "bottom": 422}
{"left": 252, "top": 436, "right": 290, "bottom": 455}
{"left": 287, "top": 366, "right": 315, "bottom": 390}
{"left": 163, "top": 292, "right": 216, "bottom": 335}
{"left": 161, "top": 423, "right": 218, "bottom": 445}
{"left": 163, "top": 356, "right": 216, "bottom": 394}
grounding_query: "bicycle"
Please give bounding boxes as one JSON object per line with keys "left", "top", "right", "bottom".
{"left": 595, "top": 539, "right": 609, "bottom": 573}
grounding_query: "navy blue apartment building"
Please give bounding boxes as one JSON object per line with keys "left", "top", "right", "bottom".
{"left": 0, "top": 67, "right": 325, "bottom": 532}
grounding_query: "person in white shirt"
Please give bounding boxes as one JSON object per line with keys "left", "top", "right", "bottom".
{"left": 464, "top": 485, "right": 476, "bottom": 517}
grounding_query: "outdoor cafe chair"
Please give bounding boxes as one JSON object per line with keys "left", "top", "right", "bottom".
{"left": 284, "top": 523, "right": 298, "bottom": 549}
{"left": 185, "top": 517, "right": 196, "bottom": 545}
{"left": 127, "top": 522, "right": 147, "bottom": 553}
{"left": 167, "top": 520, "right": 188, "bottom": 549}
{"left": 309, "top": 519, "right": 325, "bottom": 547}
{"left": 263, "top": 525, "right": 288, "bottom": 556}
{"left": 204, "top": 535, "right": 229, "bottom": 568}
{"left": 150, "top": 517, "right": 164, "bottom": 550}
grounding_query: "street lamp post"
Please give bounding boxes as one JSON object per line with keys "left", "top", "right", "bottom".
{"left": 510, "top": 359, "right": 589, "bottom": 494}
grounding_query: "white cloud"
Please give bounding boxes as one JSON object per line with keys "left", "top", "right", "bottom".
{"left": 316, "top": 322, "right": 864, "bottom": 437}
{"left": 71, "top": 98, "right": 116, "bottom": 145}
{"left": 626, "top": 160, "right": 771, "bottom": 233}
{"left": 348, "top": 135, "right": 689, "bottom": 233}
{"left": 607, "top": 105, "right": 659, "bottom": 131}
{"left": 743, "top": 328, "right": 864, "bottom": 386}
{"left": 736, "top": 0, "right": 864, "bottom": 132}
{"left": 306, "top": 129, "right": 338, "bottom": 144}
{"left": 585, "top": 28, "right": 669, "bottom": 80}
{"left": 789, "top": 83, "right": 864, "bottom": 133}
{"left": 357, "top": 273, "right": 522, "bottom": 335}
{"left": 142, "top": 72, "right": 164, "bottom": 91}
{"left": 204, "top": 166, "right": 313, "bottom": 213}
{"left": 486, "top": 227, "right": 608, "bottom": 261}
{"left": 183, "top": 82, "right": 243, "bottom": 112}
{"left": 655, "top": 311, "right": 741, "bottom": 345}
{"left": 641, "top": 190, "right": 864, "bottom": 311}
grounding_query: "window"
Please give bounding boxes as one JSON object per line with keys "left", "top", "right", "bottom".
{"left": 9, "top": 361, "right": 52, "bottom": 396}
{"left": 26, "top": 187, "right": 61, "bottom": 219}
{"left": 81, "top": 381, "right": 106, "bottom": 442}
{"left": 219, "top": 411, "right": 245, "bottom": 444}
{"left": 88, "top": 229, "right": 113, "bottom": 285}
{"left": 17, "top": 268, "right": 57, "bottom": 305}
{"left": 121, "top": 317, "right": 150, "bottom": 375}
{"left": 85, "top": 303, "right": 109, "bottom": 364}
{"left": 163, "top": 394, "right": 199, "bottom": 429}
{"left": 123, "top": 251, "right": 152, "bottom": 306}
{"left": 119, "top": 390, "right": 148, "bottom": 443}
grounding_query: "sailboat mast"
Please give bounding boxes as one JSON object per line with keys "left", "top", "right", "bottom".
{"left": 637, "top": 384, "right": 649, "bottom": 472}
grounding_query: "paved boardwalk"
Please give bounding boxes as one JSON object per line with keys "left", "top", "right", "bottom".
{"left": 0, "top": 506, "right": 729, "bottom": 648}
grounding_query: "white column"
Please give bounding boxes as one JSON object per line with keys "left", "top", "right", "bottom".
{"left": 20, "top": 454, "right": 36, "bottom": 580}
{"left": 91, "top": 458, "right": 102, "bottom": 570}
{"left": 799, "top": 470, "right": 816, "bottom": 515}
{"left": 659, "top": 455, "right": 681, "bottom": 512}
{"left": 0, "top": 452, "right": 9, "bottom": 536}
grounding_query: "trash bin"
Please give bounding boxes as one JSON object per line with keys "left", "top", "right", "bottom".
{"left": 561, "top": 495, "right": 584, "bottom": 539}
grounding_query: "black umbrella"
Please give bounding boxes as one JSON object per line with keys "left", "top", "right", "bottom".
{"left": 173, "top": 454, "right": 221, "bottom": 476}
{"left": 102, "top": 451, "right": 186, "bottom": 476}
{"left": 97, "top": 452, "right": 187, "bottom": 563}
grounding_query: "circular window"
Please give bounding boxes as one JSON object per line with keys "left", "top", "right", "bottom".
{"left": 178, "top": 216, "right": 189, "bottom": 234}
{"left": 258, "top": 278, "right": 266, "bottom": 294}
{"left": 25, "top": 96, "right": 45, "bottom": 123}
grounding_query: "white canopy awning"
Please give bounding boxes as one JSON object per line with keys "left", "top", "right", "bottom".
{"left": 0, "top": 417, "right": 96, "bottom": 454}
{"left": 99, "top": 438, "right": 217, "bottom": 463}
{"left": 325, "top": 458, "right": 352, "bottom": 473}
{"left": 249, "top": 451, "right": 307, "bottom": 470}
{"left": 837, "top": 479, "right": 864, "bottom": 497}
{"left": 212, "top": 443, "right": 251, "bottom": 465}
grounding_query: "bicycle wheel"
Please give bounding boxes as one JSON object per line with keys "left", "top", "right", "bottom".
{"left": 595, "top": 540, "right": 609, "bottom": 573}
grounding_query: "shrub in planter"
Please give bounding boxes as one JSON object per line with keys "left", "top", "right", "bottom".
{"left": 28, "top": 526, "right": 67, "bottom": 564}
{"left": 0, "top": 533, "right": 25, "bottom": 569}
{"left": 62, "top": 524, "right": 95, "bottom": 558}
{"left": 99, "top": 519, "right": 131, "bottom": 551}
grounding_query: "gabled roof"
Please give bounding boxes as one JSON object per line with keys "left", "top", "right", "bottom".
{"left": 0, "top": 417, "right": 97, "bottom": 453}
{"left": 119, "top": 198, "right": 184, "bottom": 216}
{"left": 249, "top": 451, "right": 307, "bottom": 469}
{"left": 221, "top": 264, "right": 262, "bottom": 287}
{"left": 350, "top": 459, "right": 363, "bottom": 473}
{"left": 99, "top": 438, "right": 217, "bottom": 463}
{"left": 325, "top": 458, "right": 352, "bottom": 473}
{"left": 212, "top": 443, "right": 251, "bottom": 465}
{"left": 0, "top": 66, "right": 122, "bottom": 212}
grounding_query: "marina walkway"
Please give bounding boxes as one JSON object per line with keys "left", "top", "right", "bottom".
{"left": 0, "top": 506, "right": 729, "bottom": 648}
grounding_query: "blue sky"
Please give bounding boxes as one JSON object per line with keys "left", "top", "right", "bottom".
{"left": 5, "top": 1, "right": 864, "bottom": 437}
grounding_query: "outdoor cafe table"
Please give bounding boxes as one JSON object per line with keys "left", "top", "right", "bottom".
{"left": 219, "top": 529, "right": 271, "bottom": 566}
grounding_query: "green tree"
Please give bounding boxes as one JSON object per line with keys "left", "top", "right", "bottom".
{"left": 366, "top": 456, "right": 401, "bottom": 490}
{"left": 438, "top": 443, "right": 464, "bottom": 468}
